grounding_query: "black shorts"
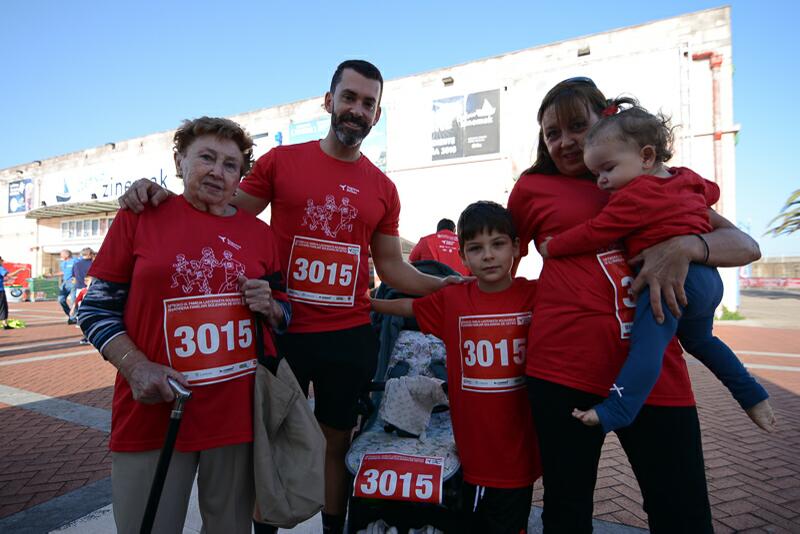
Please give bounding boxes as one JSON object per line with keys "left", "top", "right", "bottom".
{"left": 275, "top": 323, "right": 378, "bottom": 430}
{"left": 457, "top": 482, "right": 533, "bottom": 534}
{"left": 0, "top": 290, "right": 7, "bottom": 321}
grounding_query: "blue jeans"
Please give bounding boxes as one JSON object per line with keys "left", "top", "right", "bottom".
{"left": 58, "top": 280, "right": 76, "bottom": 317}
{"left": 595, "top": 264, "right": 769, "bottom": 433}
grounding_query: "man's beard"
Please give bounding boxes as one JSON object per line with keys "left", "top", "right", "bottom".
{"left": 331, "top": 107, "right": 372, "bottom": 147}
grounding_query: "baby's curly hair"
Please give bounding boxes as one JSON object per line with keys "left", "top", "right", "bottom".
{"left": 173, "top": 116, "right": 255, "bottom": 178}
{"left": 586, "top": 97, "right": 675, "bottom": 163}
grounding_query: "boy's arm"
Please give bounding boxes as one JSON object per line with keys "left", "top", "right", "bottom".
{"left": 545, "top": 195, "right": 642, "bottom": 258}
{"left": 371, "top": 233, "right": 463, "bottom": 295}
{"left": 371, "top": 297, "right": 415, "bottom": 318}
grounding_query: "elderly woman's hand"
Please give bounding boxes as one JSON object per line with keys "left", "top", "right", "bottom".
{"left": 238, "top": 276, "right": 284, "bottom": 329}
{"left": 628, "top": 235, "right": 694, "bottom": 324}
{"left": 118, "top": 178, "right": 173, "bottom": 213}
{"left": 116, "top": 350, "right": 188, "bottom": 404}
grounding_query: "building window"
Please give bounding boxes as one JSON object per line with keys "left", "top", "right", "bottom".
{"left": 60, "top": 216, "right": 114, "bottom": 241}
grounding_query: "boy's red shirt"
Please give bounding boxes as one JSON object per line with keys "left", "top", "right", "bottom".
{"left": 412, "top": 278, "right": 541, "bottom": 488}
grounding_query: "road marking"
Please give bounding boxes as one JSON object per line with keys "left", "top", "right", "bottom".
{"left": 0, "top": 349, "right": 97, "bottom": 366}
{"left": 6, "top": 313, "right": 67, "bottom": 319}
{"left": 0, "top": 339, "right": 85, "bottom": 354}
{"left": 745, "top": 364, "right": 800, "bottom": 372}
{"left": 0, "top": 384, "right": 110, "bottom": 433}
{"left": 735, "top": 350, "right": 800, "bottom": 359}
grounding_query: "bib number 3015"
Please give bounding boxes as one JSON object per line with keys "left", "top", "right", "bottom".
{"left": 458, "top": 312, "right": 531, "bottom": 393}
{"left": 287, "top": 236, "right": 360, "bottom": 307}
{"left": 163, "top": 293, "right": 257, "bottom": 386}
{"left": 354, "top": 453, "right": 443, "bottom": 504}
{"left": 597, "top": 251, "right": 635, "bottom": 339}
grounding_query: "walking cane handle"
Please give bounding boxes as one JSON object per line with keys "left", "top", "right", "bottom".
{"left": 167, "top": 377, "right": 191, "bottom": 400}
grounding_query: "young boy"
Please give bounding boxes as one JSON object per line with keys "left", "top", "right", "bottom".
{"left": 372, "top": 201, "right": 540, "bottom": 534}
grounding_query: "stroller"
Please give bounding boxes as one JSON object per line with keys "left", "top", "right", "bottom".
{"left": 345, "top": 261, "right": 463, "bottom": 534}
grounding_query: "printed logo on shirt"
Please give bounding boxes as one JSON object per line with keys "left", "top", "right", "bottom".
{"left": 301, "top": 194, "right": 359, "bottom": 239}
{"left": 217, "top": 235, "right": 242, "bottom": 250}
{"left": 435, "top": 232, "right": 459, "bottom": 254}
{"left": 339, "top": 183, "right": 360, "bottom": 195}
{"left": 170, "top": 247, "right": 246, "bottom": 295}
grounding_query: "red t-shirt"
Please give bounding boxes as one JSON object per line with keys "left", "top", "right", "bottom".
{"left": 90, "top": 195, "right": 286, "bottom": 452}
{"left": 548, "top": 167, "right": 719, "bottom": 258}
{"left": 409, "top": 230, "right": 470, "bottom": 276}
{"left": 507, "top": 173, "right": 694, "bottom": 406}
{"left": 412, "top": 278, "right": 541, "bottom": 488}
{"left": 239, "top": 141, "right": 400, "bottom": 333}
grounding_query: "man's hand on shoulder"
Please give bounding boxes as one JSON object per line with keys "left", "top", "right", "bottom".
{"left": 439, "top": 274, "right": 473, "bottom": 289}
{"left": 118, "top": 179, "right": 173, "bottom": 213}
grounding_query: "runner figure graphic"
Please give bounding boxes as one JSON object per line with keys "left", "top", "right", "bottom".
{"left": 218, "top": 250, "right": 245, "bottom": 293}
{"left": 300, "top": 194, "right": 360, "bottom": 239}
{"left": 171, "top": 254, "right": 192, "bottom": 291}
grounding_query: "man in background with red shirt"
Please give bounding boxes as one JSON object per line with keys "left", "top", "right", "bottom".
{"left": 409, "top": 218, "right": 471, "bottom": 276}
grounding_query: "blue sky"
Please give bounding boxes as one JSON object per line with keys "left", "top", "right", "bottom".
{"left": 2, "top": 1, "right": 798, "bottom": 256}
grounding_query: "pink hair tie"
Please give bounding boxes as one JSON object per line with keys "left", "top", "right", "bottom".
{"left": 601, "top": 104, "right": 618, "bottom": 117}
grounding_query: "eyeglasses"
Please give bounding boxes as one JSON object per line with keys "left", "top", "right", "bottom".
{"left": 558, "top": 76, "right": 597, "bottom": 88}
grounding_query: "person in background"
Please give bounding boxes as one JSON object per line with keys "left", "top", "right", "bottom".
{"left": 70, "top": 248, "right": 93, "bottom": 322}
{"left": 71, "top": 275, "right": 93, "bottom": 344}
{"left": 56, "top": 249, "right": 77, "bottom": 324}
{"left": 409, "top": 218, "right": 471, "bottom": 276}
{"left": 0, "top": 256, "right": 9, "bottom": 329}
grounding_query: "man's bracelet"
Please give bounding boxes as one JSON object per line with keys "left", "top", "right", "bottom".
{"left": 695, "top": 234, "right": 710, "bottom": 264}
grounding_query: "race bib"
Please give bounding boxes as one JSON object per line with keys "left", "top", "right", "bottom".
{"left": 354, "top": 453, "right": 443, "bottom": 504}
{"left": 458, "top": 312, "right": 530, "bottom": 393}
{"left": 597, "top": 250, "right": 636, "bottom": 339}
{"left": 163, "top": 293, "right": 257, "bottom": 386}
{"left": 287, "top": 236, "right": 360, "bottom": 307}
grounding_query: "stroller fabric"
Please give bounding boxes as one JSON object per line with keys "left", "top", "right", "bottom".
{"left": 379, "top": 375, "right": 449, "bottom": 437}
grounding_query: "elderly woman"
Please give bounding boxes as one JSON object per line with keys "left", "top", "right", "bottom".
{"left": 79, "top": 117, "right": 289, "bottom": 534}
{"left": 507, "top": 78, "right": 760, "bottom": 533}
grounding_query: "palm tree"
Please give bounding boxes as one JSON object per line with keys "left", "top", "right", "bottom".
{"left": 765, "top": 189, "right": 800, "bottom": 236}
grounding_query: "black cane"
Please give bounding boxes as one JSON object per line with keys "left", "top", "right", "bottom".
{"left": 140, "top": 377, "right": 192, "bottom": 534}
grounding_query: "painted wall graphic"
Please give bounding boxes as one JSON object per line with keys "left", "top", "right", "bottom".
{"left": 40, "top": 164, "right": 176, "bottom": 206}
{"left": 432, "top": 89, "right": 500, "bottom": 161}
{"left": 8, "top": 178, "right": 33, "bottom": 213}
{"left": 288, "top": 113, "right": 388, "bottom": 171}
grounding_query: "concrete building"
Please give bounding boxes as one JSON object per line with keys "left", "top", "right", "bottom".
{"left": 0, "top": 6, "right": 742, "bottom": 308}
{"left": 750, "top": 256, "right": 800, "bottom": 279}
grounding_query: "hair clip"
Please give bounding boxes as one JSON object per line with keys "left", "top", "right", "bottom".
{"left": 601, "top": 104, "right": 618, "bottom": 117}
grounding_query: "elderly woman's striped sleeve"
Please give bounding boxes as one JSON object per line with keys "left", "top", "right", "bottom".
{"left": 77, "top": 278, "right": 130, "bottom": 356}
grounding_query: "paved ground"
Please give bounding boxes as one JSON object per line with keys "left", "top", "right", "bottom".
{"left": 0, "top": 292, "right": 798, "bottom": 533}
